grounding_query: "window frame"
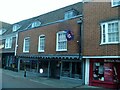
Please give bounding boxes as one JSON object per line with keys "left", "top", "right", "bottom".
{"left": 23, "top": 37, "right": 30, "bottom": 53}
{"left": 12, "top": 24, "right": 21, "bottom": 32}
{"left": 31, "top": 21, "right": 41, "bottom": 28}
{"left": 38, "top": 35, "right": 45, "bottom": 52}
{"left": 56, "top": 31, "right": 67, "bottom": 51}
{"left": 5, "top": 37, "right": 12, "bottom": 49}
{"left": 100, "top": 20, "right": 120, "bottom": 45}
{"left": 64, "top": 10, "right": 78, "bottom": 20}
{"left": 111, "top": 0, "right": 120, "bottom": 7}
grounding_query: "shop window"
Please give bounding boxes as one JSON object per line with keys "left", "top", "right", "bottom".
{"left": 93, "top": 62, "right": 104, "bottom": 81}
{"left": 93, "top": 62, "right": 115, "bottom": 82}
{"left": 72, "top": 62, "right": 82, "bottom": 79}
{"left": 62, "top": 62, "right": 70, "bottom": 77}
{"left": 62, "top": 62, "right": 82, "bottom": 79}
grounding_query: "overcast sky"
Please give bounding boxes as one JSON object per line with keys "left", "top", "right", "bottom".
{"left": 0, "top": 0, "right": 82, "bottom": 24}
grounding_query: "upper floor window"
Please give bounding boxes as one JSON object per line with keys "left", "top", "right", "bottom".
{"left": 12, "top": 24, "right": 21, "bottom": 32}
{"left": 56, "top": 31, "right": 67, "bottom": 51}
{"left": 100, "top": 20, "right": 120, "bottom": 44}
{"left": 5, "top": 37, "right": 12, "bottom": 49}
{"left": 64, "top": 9, "right": 78, "bottom": 20}
{"left": 38, "top": 35, "right": 45, "bottom": 52}
{"left": 111, "top": 0, "right": 120, "bottom": 7}
{"left": 31, "top": 21, "right": 41, "bottom": 28}
{"left": 23, "top": 37, "right": 30, "bottom": 52}
{"left": 0, "top": 29, "right": 6, "bottom": 35}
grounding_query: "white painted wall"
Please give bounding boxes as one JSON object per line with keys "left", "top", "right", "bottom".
{"left": 85, "top": 58, "right": 90, "bottom": 85}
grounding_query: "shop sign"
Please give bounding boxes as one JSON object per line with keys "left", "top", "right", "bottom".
{"left": 104, "top": 59, "right": 120, "bottom": 63}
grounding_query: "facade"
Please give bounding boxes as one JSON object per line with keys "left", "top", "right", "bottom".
{"left": 83, "top": 0, "right": 120, "bottom": 89}
{"left": 0, "top": 0, "right": 120, "bottom": 89}
{"left": 16, "top": 2, "right": 84, "bottom": 84}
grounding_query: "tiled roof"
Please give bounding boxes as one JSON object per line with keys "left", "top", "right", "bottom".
{"left": 1, "top": 2, "right": 83, "bottom": 36}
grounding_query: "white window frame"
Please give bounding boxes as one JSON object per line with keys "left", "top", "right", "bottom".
{"left": 12, "top": 24, "right": 21, "bottom": 32}
{"left": 0, "top": 29, "right": 6, "bottom": 35}
{"left": 31, "top": 21, "right": 41, "bottom": 28}
{"left": 64, "top": 10, "right": 77, "bottom": 20}
{"left": 5, "top": 37, "right": 12, "bottom": 49}
{"left": 56, "top": 31, "right": 67, "bottom": 51}
{"left": 100, "top": 20, "right": 120, "bottom": 45}
{"left": 111, "top": 0, "right": 120, "bottom": 7}
{"left": 23, "top": 37, "right": 30, "bottom": 53}
{"left": 38, "top": 35, "right": 45, "bottom": 52}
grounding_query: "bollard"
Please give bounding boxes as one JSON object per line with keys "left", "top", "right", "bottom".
{"left": 24, "top": 69, "right": 26, "bottom": 77}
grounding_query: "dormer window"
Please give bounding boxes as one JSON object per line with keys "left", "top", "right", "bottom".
{"left": 111, "top": 0, "right": 120, "bottom": 7}
{"left": 64, "top": 9, "right": 78, "bottom": 20}
{"left": 12, "top": 24, "right": 20, "bottom": 32}
{"left": 0, "top": 29, "right": 6, "bottom": 35}
{"left": 31, "top": 21, "right": 41, "bottom": 28}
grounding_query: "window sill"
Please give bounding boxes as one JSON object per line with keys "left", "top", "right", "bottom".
{"left": 38, "top": 50, "right": 44, "bottom": 52}
{"left": 23, "top": 51, "right": 29, "bottom": 53}
{"left": 100, "top": 42, "right": 120, "bottom": 45}
{"left": 56, "top": 49, "right": 67, "bottom": 52}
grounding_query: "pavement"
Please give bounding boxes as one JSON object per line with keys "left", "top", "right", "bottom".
{"left": 1, "top": 69, "right": 112, "bottom": 89}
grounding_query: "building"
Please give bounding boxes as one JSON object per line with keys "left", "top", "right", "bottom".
{"left": 0, "top": 21, "right": 16, "bottom": 70}
{"left": 1, "top": 0, "right": 120, "bottom": 89}
{"left": 16, "top": 2, "right": 84, "bottom": 84}
{"left": 83, "top": 0, "right": 120, "bottom": 89}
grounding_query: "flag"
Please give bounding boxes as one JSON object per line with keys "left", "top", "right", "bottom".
{"left": 65, "top": 30, "right": 74, "bottom": 41}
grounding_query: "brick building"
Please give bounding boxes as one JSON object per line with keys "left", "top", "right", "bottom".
{"left": 83, "top": 0, "right": 120, "bottom": 89}
{"left": 16, "top": 2, "right": 84, "bottom": 84}
{"left": 0, "top": 0, "right": 120, "bottom": 89}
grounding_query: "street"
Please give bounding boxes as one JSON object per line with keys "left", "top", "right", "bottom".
{"left": 2, "top": 72, "right": 54, "bottom": 88}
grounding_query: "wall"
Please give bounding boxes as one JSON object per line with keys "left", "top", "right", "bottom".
{"left": 17, "top": 18, "right": 81, "bottom": 55}
{"left": 83, "top": 2, "right": 119, "bottom": 56}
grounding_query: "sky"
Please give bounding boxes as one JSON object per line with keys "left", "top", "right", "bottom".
{"left": 0, "top": 0, "right": 82, "bottom": 24}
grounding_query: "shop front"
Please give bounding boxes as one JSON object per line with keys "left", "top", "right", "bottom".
{"left": 60, "top": 60, "right": 84, "bottom": 84}
{"left": 89, "top": 58, "right": 120, "bottom": 89}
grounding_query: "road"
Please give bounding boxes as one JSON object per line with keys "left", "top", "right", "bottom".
{"left": 2, "top": 72, "right": 54, "bottom": 88}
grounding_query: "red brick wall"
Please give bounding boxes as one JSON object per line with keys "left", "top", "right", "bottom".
{"left": 17, "top": 18, "right": 81, "bottom": 55}
{"left": 83, "top": 2, "right": 119, "bottom": 56}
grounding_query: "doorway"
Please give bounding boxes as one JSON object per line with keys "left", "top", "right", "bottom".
{"left": 50, "top": 61, "right": 61, "bottom": 79}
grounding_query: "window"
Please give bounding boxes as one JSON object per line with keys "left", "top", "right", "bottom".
{"left": 31, "top": 21, "right": 41, "bottom": 28}
{"left": 56, "top": 31, "right": 67, "bottom": 51}
{"left": 111, "top": 0, "right": 120, "bottom": 7}
{"left": 38, "top": 35, "right": 45, "bottom": 52}
{"left": 5, "top": 37, "right": 12, "bottom": 49}
{"left": 64, "top": 10, "right": 78, "bottom": 20}
{"left": 12, "top": 24, "right": 21, "bottom": 32}
{"left": 93, "top": 62, "right": 116, "bottom": 82}
{"left": 100, "top": 20, "right": 120, "bottom": 44}
{"left": 23, "top": 37, "right": 30, "bottom": 52}
{"left": 0, "top": 29, "right": 6, "bottom": 35}
{"left": 61, "top": 62, "right": 82, "bottom": 79}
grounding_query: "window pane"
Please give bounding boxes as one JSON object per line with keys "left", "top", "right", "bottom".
{"left": 57, "top": 32, "right": 67, "bottom": 51}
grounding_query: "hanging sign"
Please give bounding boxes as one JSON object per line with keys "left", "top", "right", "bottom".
{"left": 65, "top": 30, "right": 74, "bottom": 41}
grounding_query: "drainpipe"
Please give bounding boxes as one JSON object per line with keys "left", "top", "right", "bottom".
{"left": 77, "top": 17, "right": 83, "bottom": 60}
{"left": 15, "top": 33, "right": 18, "bottom": 56}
